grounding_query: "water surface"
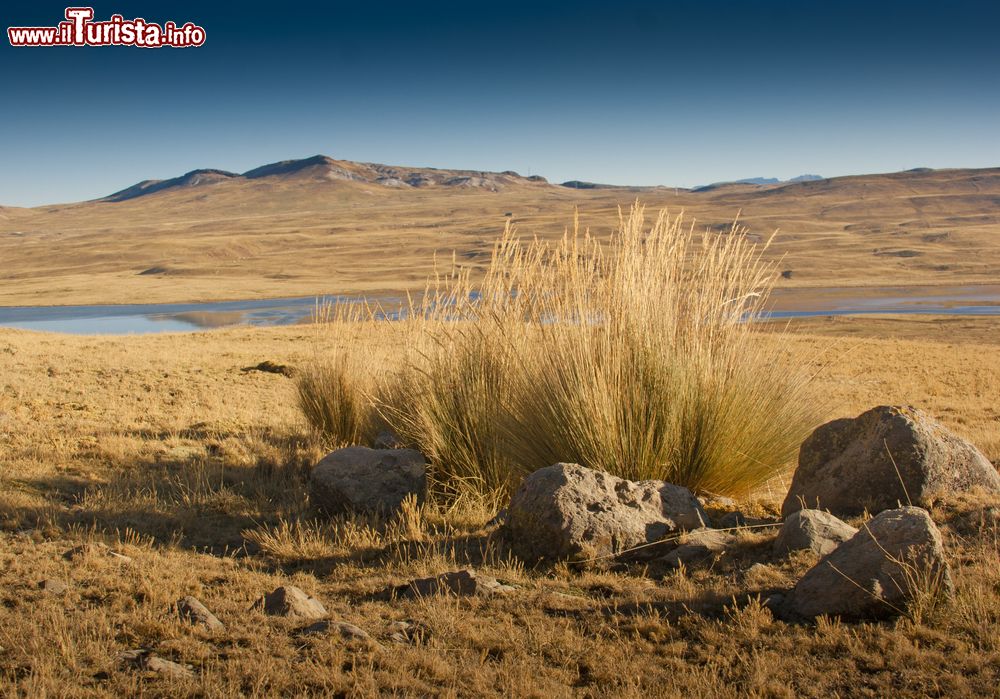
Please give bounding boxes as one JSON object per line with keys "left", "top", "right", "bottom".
{"left": 0, "top": 285, "right": 997, "bottom": 335}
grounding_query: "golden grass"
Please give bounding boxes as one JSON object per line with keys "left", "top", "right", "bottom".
{"left": 336, "top": 206, "right": 822, "bottom": 499}
{"left": 0, "top": 318, "right": 998, "bottom": 696}
{"left": 296, "top": 354, "right": 379, "bottom": 449}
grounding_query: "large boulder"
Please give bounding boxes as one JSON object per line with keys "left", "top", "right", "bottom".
{"left": 310, "top": 446, "right": 426, "bottom": 516}
{"left": 503, "top": 463, "right": 709, "bottom": 564}
{"left": 773, "top": 509, "right": 857, "bottom": 557}
{"left": 783, "top": 405, "right": 999, "bottom": 517}
{"left": 784, "top": 506, "right": 952, "bottom": 620}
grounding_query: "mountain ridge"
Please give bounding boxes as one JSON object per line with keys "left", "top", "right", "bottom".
{"left": 103, "top": 155, "right": 553, "bottom": 202}
{"left": 49, "top": 155, "right": 1000, "bottom": 209}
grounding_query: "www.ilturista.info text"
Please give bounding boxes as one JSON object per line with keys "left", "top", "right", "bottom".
{"left": 8, "top": 7, "right": 206, "bottom": 48}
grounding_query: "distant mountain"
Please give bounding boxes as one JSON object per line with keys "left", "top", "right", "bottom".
{"left": 102, "top": 155, "right": 551, "bottom": 202}
{"left": 560, "top": 180, "right": 633, "bottom": 190}
{"left": 106, "top": 169, "right": 239, "bottom": 201}
{"left": 694, "top": 174, "right": 824, "bottom": 192}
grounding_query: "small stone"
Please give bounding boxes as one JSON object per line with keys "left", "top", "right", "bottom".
{"left": 716, "top": 511, "right": 772, "bottom": 529}
{"left": 120, "top": 649, "right": 193, "bottom": 679}
{"left": 301, "top": 620, "right": 376, "bottom": 646}
{"left": 38, "top": 578, "right": 68, "bottom": 594}
{"left": 241, "top": 360, "right": 295, "bottom": 377}
{"left": 396, "top": 569, "right": 514, "bottom": 598}
{"left": 252, "top": 585, "right": 327, "bottom": 619}
{"left": 700, "top": 495, "right": 737, "bottom": 509}
{"left": 175, "top": 596, "right": 225, "bottom": 631}
{"left": 386, "top": 620, "right": 430, "bottom": 644}
{"left": 773, "top": 509, "right": 857, "bottom": 556}
{"left": 145, "top": 656, "right": 194, "bottom": 679}
{"left": 658, "top": 528, "right": 734, "bottom": 569}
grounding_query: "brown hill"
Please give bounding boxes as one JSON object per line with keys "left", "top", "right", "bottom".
{"left": 104, "top": 155, "right": 552, "bottom": 203}
{"left": 0, "top": 158, "right": 997, "bottom": 306}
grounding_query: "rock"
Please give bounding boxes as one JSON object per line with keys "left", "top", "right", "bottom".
{"left": 38, "top": 578, "right": 68, "bottom": 595}
{"left": 783, "top": 405, "right": 1000, "bottom": 517}
{"left": 175, "top": 596, "right": 225, "bottom": 631}
{"left": 120, "top": 649, "right": 193, "bottom": 679}
{"left": 773, "top": 510, "right": 858, "bottom": 557}
{"left": 241, "top": 360, "right": 295, "bottom": 377}
{"left": 503, "top": 463, "right": 709, "bottom": 564}
{"left": 716, "top": 511, "right": 773, "bottom": 529}
{"left": 252, "top": 586, "right": 327, "bottom": 620}
{"left": 373, "top": 429, "right": 406, "bottom": 450}
{"left": 763, "top": 593, "right": 786, "bottom": 614}
{"left": 657, "top": 528, "right": 734, "bottom": 569}
{"left": 699, "top": 495, "right": 737, "bottom": 510}
{"left": 301, "top": 620, "right": 375, "bottom": 645}
{"left": 485, "top": 509, "right": 508, "bottom": 528}
{"left": 145, "top": 656, "right": 194, "bottom": 679}
{"left": 310, "top": 446, "right": 426, "bottom": 516}
{"left": 386, "top": 620, "right": 430, "bottom": 644}
{"left": 396, "top": 569, "right": 515, "bottom": 598}
{"left": 784, "top": 506, "right": 953, "bottom": 620}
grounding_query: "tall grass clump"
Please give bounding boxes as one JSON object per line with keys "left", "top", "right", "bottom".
{"left": 301, "top": 203, "right": 822, "bottom": 500}
{"left": 296, "top": 302, "right": 383, "bottom": 448}
{"left": 499, "top": 205, "right": 822, "bottom": 495}
{"left": 296, "top": 354, "right": 377, "bottom": 448}
{"left": 376, "top": 243, "right": 536, "bottom": 500}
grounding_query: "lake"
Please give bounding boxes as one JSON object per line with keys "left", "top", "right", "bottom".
{"left": 0, "top": 285, "right": 997, "bottom": 335}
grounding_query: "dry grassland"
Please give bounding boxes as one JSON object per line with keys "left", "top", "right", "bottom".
{"left": 1, "top": 316, "right": 997, "bottom": 696}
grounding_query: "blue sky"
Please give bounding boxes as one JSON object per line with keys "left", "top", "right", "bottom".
{"left": 2, "top": 0, "right": 999, "bottom": 206}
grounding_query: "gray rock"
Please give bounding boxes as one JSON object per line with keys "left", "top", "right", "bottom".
{"left": 763, "top": 593, "right": 786, "bottom": 614}
{"left": 785, "top": 506, "right": 953, "bottom": 620}
{"left": 252, "top": 585, "right": 327, "bottom": 620}
{"left": 716, "top": 511, "right": 773, "bottom": 529}
{"left": 301, "top": 619, "right": 375, "bottom": 645}
{"left": 175, "top": 596, "right": 225, "bottom": 631}
{"left": 397, "top": 569, "right": 515, "bottom": 598}
{"left": 503, "top": 463, "right": 709, "bottom": 564}
{"left": 658, "top": 528, "right": 734, "bottom": 569}
{"left": 310, "top": 446, "right": 426, "bottom": 516}
{"left": 386, "top": 620, "right": 430, "bottom": 644}
{"left": 373, "top": 429, "right": 406, "bottom": 450}
{"left": 485, "top": 509, "right": 508, "bottom": 528}
{"left": 773, "top": 510, "right": 858, "bottom": 557}
{"left": 38, "top": 578, "right": 68, "bottom": 595}
{"left": 699, "top": 495, "right": 737, "bottom": 510}
{"left": 783, "top": 405, "right": 1000, "bottom": 517}
{"left": 120, "top": 649, "right": 194, "bottom": 679}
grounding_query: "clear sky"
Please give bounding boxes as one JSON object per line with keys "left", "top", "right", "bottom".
{"left": 2, "top": 0, "right": 999, "bottom": 206}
